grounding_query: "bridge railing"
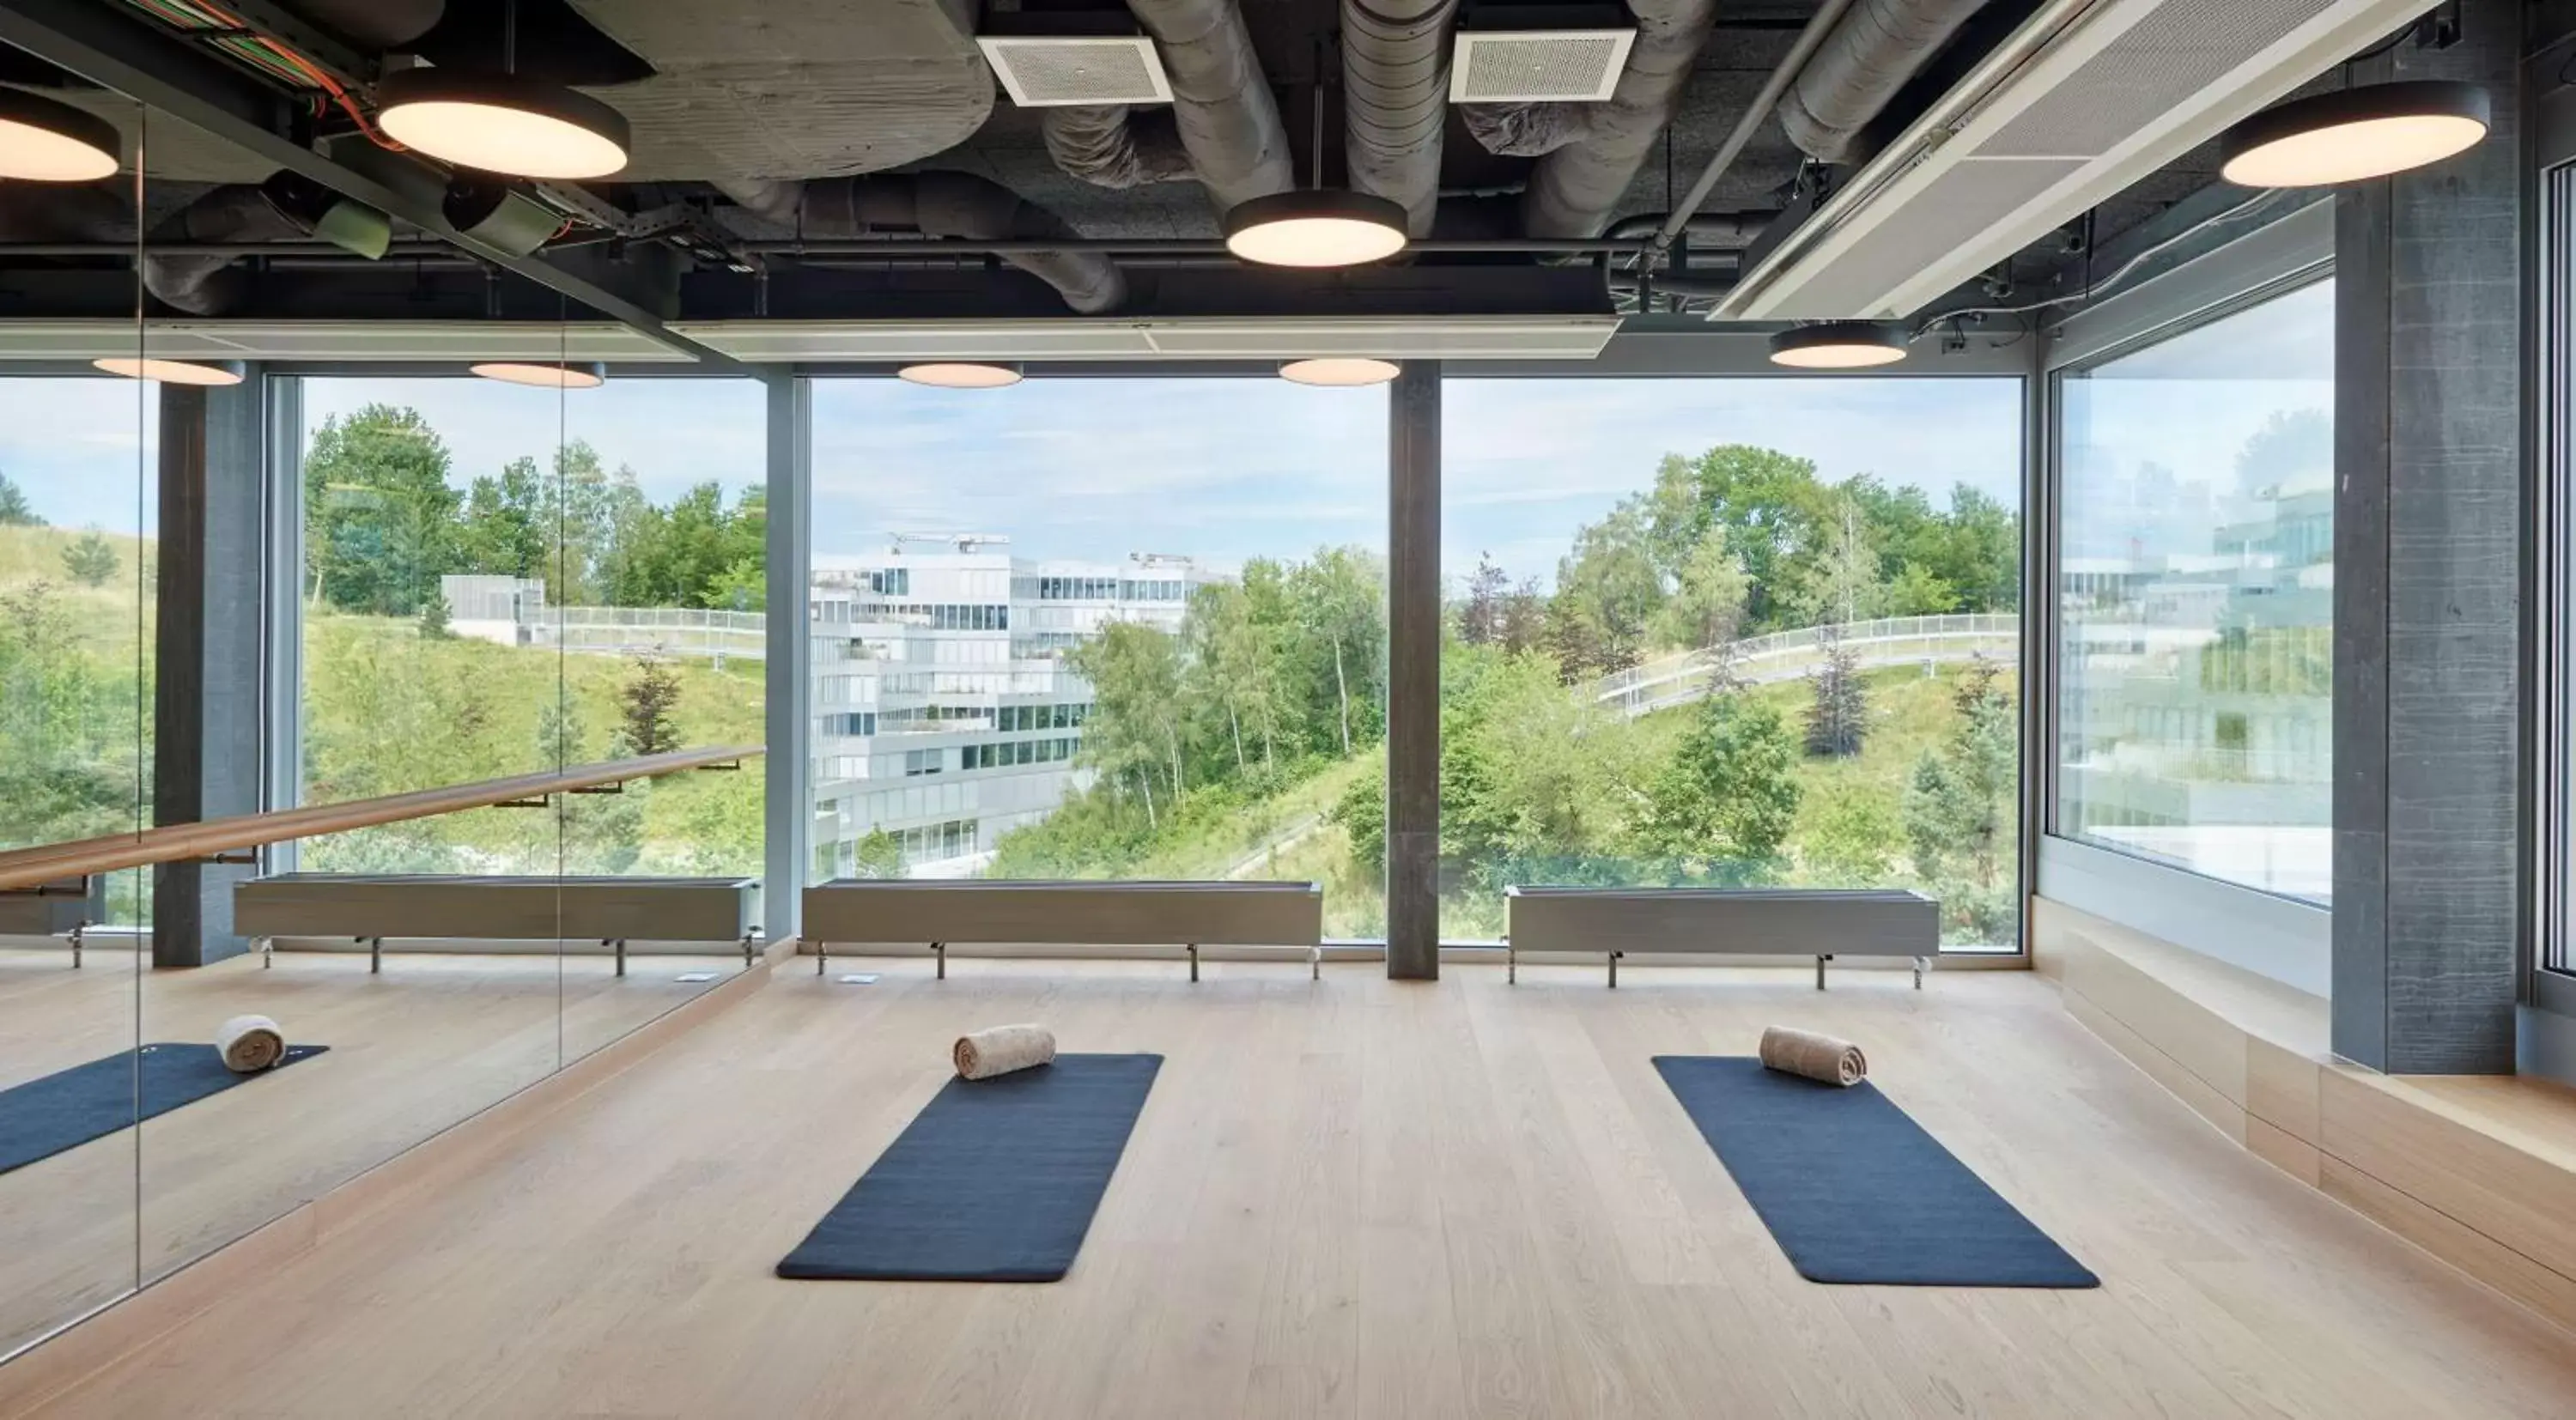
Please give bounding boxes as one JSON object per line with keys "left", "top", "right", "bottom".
{"left": 1594, "top": 613, "right": 2020, "bottom": 712}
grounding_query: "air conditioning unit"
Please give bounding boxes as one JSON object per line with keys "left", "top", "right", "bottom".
{"left": 1449, "top": 4, "right": 1637, "bottom": 103}
{"left": 1716, "top": 0, "right": 2439, "bottom": 320}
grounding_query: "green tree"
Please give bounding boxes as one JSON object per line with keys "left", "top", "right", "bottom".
{"left": 304, "top": 404, "right": 461, "bottom": 616}
{"left": 0, "top": 471, "right": 38, "bottom": 526}
{"left": 1071, "top": 620, "right": 1188, "bottom": 828}
{"left": 851, "top": 828, "right": 906, "bottom": 879}
{"left": 1802, "top": 495, "right": 1885, "bottom": 625}
{"left": 1547, "top": 503, "right": 1662, "bottom": 678}
{"left": 1802, "top": 780, "right": 1903, "bottom": 885}
{"left": 1902, "top": 655, "right": 2018, "bottom": 943}
{"left": 1334, "top": 768, "right": 1387, "bottom": 877}
{"left": 1650, "top": 533, "right": 1748, "bottom": 652}
{"left": 59, "top": 530, "right": 118, "bottom": 588}
{"left": 1802, "top": 631, "right": 1868, "bottom": 758}
{"left": 1668, "top": 445, "right": 1834, "bottom": 631}
{"left": 704, "top": 555, "right": 765, "bottom": 613}
{"left": 620, "top": 656, "right": 684, "bottom": 757}
{"left": 416, "top": 591, "right": 453, "bottom": 640}
{"left": 1881, "top": 560, "right": 1959, "bottom": 616}
{"left": 457, "top": 456, "right": 549, "bottom": 580}
{"left": 1632, "top": 689, "right": 1801, "bottom": 882}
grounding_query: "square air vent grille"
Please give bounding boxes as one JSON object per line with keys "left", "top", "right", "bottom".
{"left": 1449, "top": 29, "right": 1634, "bottom": 103}
{"left": 978, "top": 36, "right": 1171, "bottom": 107}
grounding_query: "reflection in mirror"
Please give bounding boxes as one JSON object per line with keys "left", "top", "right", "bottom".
{"left": 0, "top": 96, "right": 149, "bottom": 1356}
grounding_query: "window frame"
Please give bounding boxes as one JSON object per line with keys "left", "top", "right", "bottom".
{"left": 2032, "top": 205, "right": 2336, "bottom": 990}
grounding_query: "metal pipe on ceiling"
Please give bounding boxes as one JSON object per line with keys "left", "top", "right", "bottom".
{"left": 1343, "top": 0, "right": 1461, "bottom": 237}
{"left": 1649, "top": 0, "right": 1860, "bottom": 252}
{"left": 1521, "top": 0, "right": 1723, "bottom": 238}
{"left": 1778, "top": 0, "right": 1995, "bottom": 164}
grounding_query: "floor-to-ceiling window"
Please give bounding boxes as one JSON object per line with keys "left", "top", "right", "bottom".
{"left": 1438, "top": 376, "right": 2026, "bottom": 949}
{"left": 805, "top": 376, "right": 1388, "bottom": 938}
{"left": 294, "top": 375, "right": 764, "bottom": 876}
{"left": 2056, "top": 280, "right": 2334, "bottom": 905}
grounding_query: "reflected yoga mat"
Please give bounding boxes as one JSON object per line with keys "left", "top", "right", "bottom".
{"left": 1655, "top": 1056, "right": 2097, "bottom": 1288}
{"left": 778, "top": 1053, "right": 1161, "bottom": 1283}
{"left": 0, "top": 1042, "right": 328, "bottom": 1176}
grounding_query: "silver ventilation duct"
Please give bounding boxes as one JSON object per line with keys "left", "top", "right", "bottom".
{"left": 715, "top": 174, "right": 1128, "bottom": 315}
{"left": 1516, "top": 0, "right": 1720, "bottom": 238}
{"left": 1043, "top": 104, "right": 1198, "bottom": 189}
{"left": 1078, "top": 0, "right": 1292, "bottom": 213}
{"left": 145, "top": 185, "right": 307, "bottom": 316}
{"left": 1343, "top": 0, "right": 1461, "bottom": 238}
{"left": 1777, "top": 0, "right": 1990, "bottom": 164}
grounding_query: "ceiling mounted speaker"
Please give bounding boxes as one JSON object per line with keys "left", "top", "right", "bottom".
{"left": 977, "top": 34, "right": 1172, "bottom": 107}
{"left": 1450, "top": 24, "right": 1636, "bottom": 103}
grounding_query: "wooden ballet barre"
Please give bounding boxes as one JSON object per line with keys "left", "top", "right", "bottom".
{"left": 0, "top": 746, "right": 764, "bottom": 892}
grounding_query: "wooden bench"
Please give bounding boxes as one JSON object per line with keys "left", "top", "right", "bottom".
{"left": 234, "top": 874, "right": 762, "bottom": 975}
{"left": 0, "top": 875, "right": 106, "bottom": 966}
{"left": 801, "top": 879, "right": 1325, "bottom": 980}
{"left": 1504, "top": 887, "right": 1940, "bottom": 988}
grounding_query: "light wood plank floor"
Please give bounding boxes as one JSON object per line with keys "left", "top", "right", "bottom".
{"left": 17, "top": 960, "right": 2576, "bottom": 1419}
{"left": 0, "top": 945, "right": 741, "bottom": 1358}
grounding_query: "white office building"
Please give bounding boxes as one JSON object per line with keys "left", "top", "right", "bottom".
{"left": 806, "top": 535, "right": 1224, "bottom": 878}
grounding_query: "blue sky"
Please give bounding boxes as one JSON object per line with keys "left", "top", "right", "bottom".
{"left": 5, "top": 353, "right": 2335, "bottom": 592}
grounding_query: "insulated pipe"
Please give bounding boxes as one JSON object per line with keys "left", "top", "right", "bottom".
{"left": 1125, "top": 0, "right": 1294, "bottom": 212}
{"left": 145, "top": 184, "right": 307, "bottom": 315}
{"left": 1042, "top": 105, "right": 1197, "bottom": 189}
{"left": 714, "top": 174, "right": 1128, "bottom": 315}
{"left": 1522, "top": 0, "right": 1722, "bottom": 238}
{"left": 1777, "top": 0, "right": 1990, "bottom": 164}
{"left": 1343, "top": 0, "right": 1461, "bottom": 237}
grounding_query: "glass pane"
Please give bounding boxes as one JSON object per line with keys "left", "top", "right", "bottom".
{"left": 805, "top": 377, "right": 1388, "bottom": 938}
{"left": 0, "top": 106, "right": 150, "bottom": 1355}
{"left": 1439, "top": 377, "right": 2026, "bottom": 950}
{"left": 2057, "top": 281, "right": 2334, "bottom": 904}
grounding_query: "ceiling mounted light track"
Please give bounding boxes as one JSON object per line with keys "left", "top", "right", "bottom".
{"left": 0, "top": 88, "right": 121, "bottom": 181}
{"left": 92, "top": 357, "right": 246, "bottom": 386}
{"left": 1279, "top": 357, "right": 1400, "bottom": 386}
{"left": 471, "top": 361, "right": 606, "bottom": 389}
{"left": 1767, "top": 321, "right": 1906, "bottom": 370}
{"left": 1224, "top": 191, "right": 1409, "bottom": 269}
{"left": 2219, "top": 80, "right": 2488, "bottom": 188}
{"left": 898, "top": 362, "right": 1024, "bottom": 389}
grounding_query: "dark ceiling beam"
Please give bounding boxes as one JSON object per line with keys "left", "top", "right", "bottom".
{"left": 0, "top": 0, "right": 760, "bottom": 374}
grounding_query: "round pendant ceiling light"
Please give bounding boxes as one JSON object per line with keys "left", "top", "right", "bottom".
{"left": 1767, "top": 321, "right": 1908, "bottom": 370}
{"left": 898, "top": 362, "right": 1024, "bottom": 389}
{"left": 92, "top": 356, "right": 246, "bottom": 386}
{"left": 2219, "top": 80, "right": 2488, "bottom": 187}
{"left": 376, "top": 68, "right": 631, "bottom": 180}
{"left": 0, "top": 88, "right": 121, "bottom": 181}
{"left": 1224, "top": 191, "right": 1409, "bottom": 269}
{"left": 471, "top": 361, "right": 606, "bottom": 389}
{"left": 1279, "top": 357, "right": 1400, "bottom": 387}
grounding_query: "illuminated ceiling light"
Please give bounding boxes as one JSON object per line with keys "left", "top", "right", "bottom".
{"left": 1224, "top": 190, "right": 1408, "bottom": 269}
{"left": 0, "top": 88, "right": 120, "bottom": 182}
{"left": 471, "top": 361, "right": 606, "bottom": 389}
{"left": 1279, "top": 357, "right": 1400, "bottom": 386}
{"left": 2219, "top": 81, "right": 2488, "bottom": 187}
{"left": 898, "top": 361, "right": 1024, "bottom": 389}
{"left": 1767, "top": 321, "right": 1907, "bottom": 370}
{"left": 376, "top": 68, "right": 631, "bottom": 180}
{"left": 91, "top": 356, "right": 246, "bottom": 386}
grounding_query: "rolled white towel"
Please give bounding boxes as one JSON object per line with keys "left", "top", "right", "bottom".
{"left": 1759, "top": 1025, "right": 1867, "bottom": 1087}
{"left": 953, "top": 1023, "right": 1055, "bottom": 1081}
{"left": 216, "top": 1015, "right": 287, "bottom": 1074}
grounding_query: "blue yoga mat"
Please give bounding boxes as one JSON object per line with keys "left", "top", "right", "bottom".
{"left": 0, "top": 1042, "right": 329, "bottom": 1177}
{"left": 777, "top": 1053, "right": 1161, "bottom": 1283}
{"left": 1655, "top": 1056, "right": 2097, "bottom": 1288}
